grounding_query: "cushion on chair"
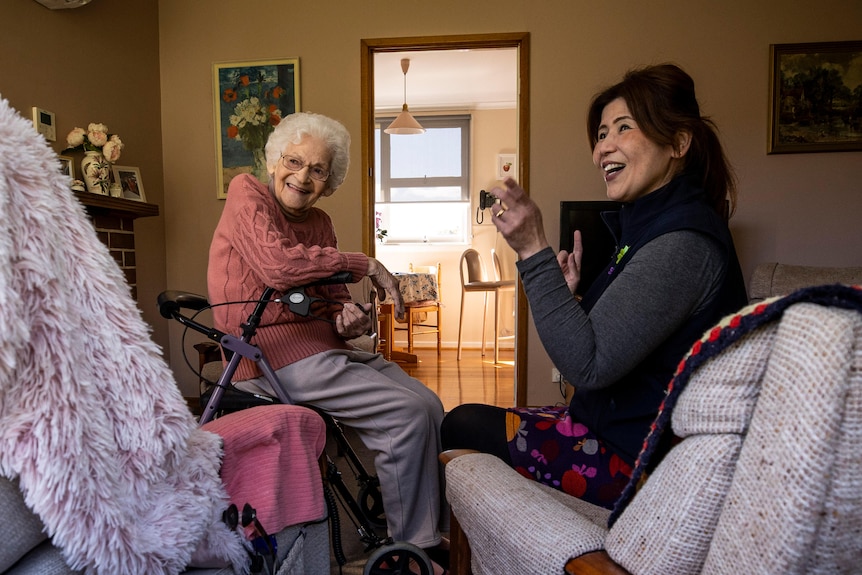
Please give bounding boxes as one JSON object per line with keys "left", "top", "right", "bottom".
{"left": 4, "top": 541, "right": 81, "bottom": 575}
{"left": 201, "top": 405, "right": 327, "bottom": 537}
{"left": 0, "top": 478, "right": 49, "bottom": 573}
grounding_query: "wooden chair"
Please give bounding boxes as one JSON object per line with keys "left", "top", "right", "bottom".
{"left": 393, "top": 263, "right": 442, "bottom": 356}
{"left": 457, "top": 249, "right": 515, "bottom": 363}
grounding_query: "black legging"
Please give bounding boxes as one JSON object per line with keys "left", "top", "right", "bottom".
{"left": 440, "top": 403, "right": 512, "bottom": 464}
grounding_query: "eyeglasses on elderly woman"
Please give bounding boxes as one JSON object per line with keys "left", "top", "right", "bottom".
{"left": 280, "top": 154, "right": 331, "bottom": 182}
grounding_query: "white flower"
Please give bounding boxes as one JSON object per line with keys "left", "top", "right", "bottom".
{"left": 66, "top": 127, "right": 86, "bottom": 148}
{"left": 63, "top": 122, "right": 122, "bottom": 163}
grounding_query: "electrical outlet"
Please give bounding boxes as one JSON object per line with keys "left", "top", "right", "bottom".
{"left": 551, "top": 367, "right": 561, "bottom": 383}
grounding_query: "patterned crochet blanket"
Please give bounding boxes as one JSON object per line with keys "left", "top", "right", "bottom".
{"left": 609, "top": 282, "right": 862, "bottom": 526}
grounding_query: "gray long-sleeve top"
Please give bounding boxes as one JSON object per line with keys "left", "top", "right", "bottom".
{"left": 517, "top": 230, "right": 725, "bottom": 392}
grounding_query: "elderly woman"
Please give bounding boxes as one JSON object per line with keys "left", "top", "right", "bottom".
{"left": 442, "top": 64, "right": 748, "bottom": 510}
{"left": 208, "top": 112, "right": 448, "bottom": 571}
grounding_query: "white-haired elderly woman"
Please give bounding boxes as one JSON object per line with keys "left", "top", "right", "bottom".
{"left": 208, "top": 112, "right": 449, "bottom": 572}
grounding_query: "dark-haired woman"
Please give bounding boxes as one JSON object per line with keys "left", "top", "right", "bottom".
{"left": 441, "top": 64, "right": 748, "bottom": 509}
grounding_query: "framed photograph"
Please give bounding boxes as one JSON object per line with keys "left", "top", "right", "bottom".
{"left": 769, "top": 41, "right": 862, "bottom": 154}
{"left": 111, "top": 165, "right": 146, "bottom": 202}
{"left": 496, "top": 153, "right": 517, "bottom": 180}
{"left": 213, "top": 58, "right": 300, "bottom": 199}
{"left": 57, "top": 155, "right": 74, "bottom": 179}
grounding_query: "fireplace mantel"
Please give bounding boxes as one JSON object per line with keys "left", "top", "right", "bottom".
{"left": 73, "top": 191, "right": 159, "bottom": 218}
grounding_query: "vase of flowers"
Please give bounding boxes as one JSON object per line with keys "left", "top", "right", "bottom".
{"left": 80, "top": 151, "right": 111, "bottom": 195}
{"left": 223, "top": 71, "right": 285, "bottom": 182}
{"left": 63, "top": 123, "right": 123, "bottom": 195}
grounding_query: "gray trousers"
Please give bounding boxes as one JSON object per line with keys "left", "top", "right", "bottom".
{"left": 239, "top": 348, "right": 446, "bottom": 548}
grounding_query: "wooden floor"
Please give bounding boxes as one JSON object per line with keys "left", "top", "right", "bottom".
{"left": 392, "top": 346, "right": 516, "bottom": 412}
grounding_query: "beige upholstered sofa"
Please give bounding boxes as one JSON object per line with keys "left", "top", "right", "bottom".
{"left": 748, "top": 262, "right": 862, "bottom": 302}
{"left": 443, "top": 266, "right": 862, "bottom": 575}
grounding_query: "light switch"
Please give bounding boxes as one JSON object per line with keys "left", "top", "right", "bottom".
{"left": 32, "top": 107, "right": 56, "bottom": 142}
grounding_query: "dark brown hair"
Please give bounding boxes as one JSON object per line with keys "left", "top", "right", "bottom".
{"left": 586, "top": 64, "right": 737, "bottom": 217}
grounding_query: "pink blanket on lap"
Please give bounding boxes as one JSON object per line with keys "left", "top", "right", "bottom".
{"left": 203, "top": 405, "right": 327, "bottom": 535}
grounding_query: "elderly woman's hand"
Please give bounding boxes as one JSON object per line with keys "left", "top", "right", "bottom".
{"left": 335, "top": 301, "right": 373, "bottom": 339}
{"left": 489, "top": 178, "right": 551, "bottom": 260}
{"left": 366, "top": 258, "right": 405, "bottom": 320}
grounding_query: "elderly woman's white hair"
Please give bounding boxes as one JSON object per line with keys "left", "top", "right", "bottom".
{"left": 265, "top": 112, "right": 351, "bottom": 191}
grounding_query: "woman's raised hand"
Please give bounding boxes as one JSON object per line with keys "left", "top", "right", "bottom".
{"left": 557, "top": 230, "right": 583, "bottom": 296}
{"left": 366, "top": 257, "right": 405, "bottom": 320}
{"left": 489, "top": 178, "right": 551, "bottom": 260}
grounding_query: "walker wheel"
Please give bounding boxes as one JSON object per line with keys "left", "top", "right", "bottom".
{"left": 363, "top": 542, "right": 432, "bottom": 575}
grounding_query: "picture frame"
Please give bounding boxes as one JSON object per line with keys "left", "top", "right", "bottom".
{"left": 213, "top": 58, "right": 301, "bottom": 199}
{"left": 57, "top": 155, "right": 74, "bottom": 179}
{"left": 496, "top": 153, "right": 517, "bottom": 180}
{"left": 111, "top": 165, "right": 146, "bottom": 202}
{"left": 769, "top": 41, "right": 862, "bottom": 154}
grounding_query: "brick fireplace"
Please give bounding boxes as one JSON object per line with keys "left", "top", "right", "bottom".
{"left": 73, "top": 191, "right": 159, "bottom": 300}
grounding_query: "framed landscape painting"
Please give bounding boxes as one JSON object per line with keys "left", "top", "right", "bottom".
{"left": 769, "top": 41, "right": 862, "bottom": 154}
{"left": 213, "top": 58, "right": 300, "bottom": 198}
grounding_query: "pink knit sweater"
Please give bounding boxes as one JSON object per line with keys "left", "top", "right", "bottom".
{"left": 208, "top": 174, "right": 369, "bottom": 381}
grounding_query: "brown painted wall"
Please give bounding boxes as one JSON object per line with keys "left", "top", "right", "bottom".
{"left": 0, "top": 0, "right": 168, "bottom": 366}
{"left": 2, "top": 0, "right": 860, "bottom": 404}
{"left": 157, "top": 0, "right": 862, "bottom": 404}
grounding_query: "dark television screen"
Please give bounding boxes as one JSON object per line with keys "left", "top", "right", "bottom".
{"left": 559, "top": 201, "right": 621, "bottom": 297}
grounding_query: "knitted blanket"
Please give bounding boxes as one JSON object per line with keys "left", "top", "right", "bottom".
{"left": 0, "top": 98, "right": 247, "bottom": 573}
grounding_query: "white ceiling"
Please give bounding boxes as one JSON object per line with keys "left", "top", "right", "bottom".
{"left": 374, "top": 48, "right": 518, "bottom": 112}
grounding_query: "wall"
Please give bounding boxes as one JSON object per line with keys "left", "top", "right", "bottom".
{"left": 158, "top": 0, "right": 862, "bottom": 404}
{"left": 4, "top": 1, "right": 856, "bottom": 405}
{"left": 0, "top": 0, "right": 168, "bottom": 362}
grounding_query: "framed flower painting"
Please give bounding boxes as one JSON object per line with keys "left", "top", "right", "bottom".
{"left": 213, "top": 58, "right": 301, "bottom": 199}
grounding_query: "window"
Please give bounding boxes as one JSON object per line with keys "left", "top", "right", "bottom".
{"left": 375, "top": 115, "right": 470, "bottom": 244}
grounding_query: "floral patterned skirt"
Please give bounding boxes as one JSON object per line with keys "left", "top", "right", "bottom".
{"left": 505, "top": 405, "right": 634, "bottom": 509}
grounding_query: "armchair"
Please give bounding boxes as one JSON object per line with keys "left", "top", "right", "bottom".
{"left": 444, "top": 284, "right": 862, "bottom": 575}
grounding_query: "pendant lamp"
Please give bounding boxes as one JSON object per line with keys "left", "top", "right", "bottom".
{"left": 384, "top": 58, "right": 425, "bottom": 135}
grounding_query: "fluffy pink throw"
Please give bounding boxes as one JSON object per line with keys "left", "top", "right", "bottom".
{"left": 0, "top": 99, "right": 248, "bottom": 573}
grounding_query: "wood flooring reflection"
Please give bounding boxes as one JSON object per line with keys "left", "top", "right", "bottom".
{"left": 395, "top": 347, "right": 515, "bottom": 412}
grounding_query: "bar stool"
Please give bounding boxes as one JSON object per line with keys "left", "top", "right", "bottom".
{"left": 456, "top": 249, "right": 515, "bottom": 362}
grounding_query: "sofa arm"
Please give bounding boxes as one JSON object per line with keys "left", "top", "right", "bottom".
{"left": 446, "top": 453, "right": 609, "bottom": 575}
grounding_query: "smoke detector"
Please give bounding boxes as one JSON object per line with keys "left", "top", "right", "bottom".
{"left": 34, "top": 0, "right": 94, "bottom": 9}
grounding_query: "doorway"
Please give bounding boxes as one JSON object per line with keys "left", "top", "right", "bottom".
{"left": 360, "top": 33, "right": 530, "bottom": 406}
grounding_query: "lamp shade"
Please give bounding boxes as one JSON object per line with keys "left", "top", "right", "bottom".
{"left": 385, "top": 104, "right": 425, "bottom": 135}
{"left": 384, "top": 58, "right": 425, "bottom": 135}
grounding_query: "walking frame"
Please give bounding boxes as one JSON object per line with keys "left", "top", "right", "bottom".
{"left": 158, "top": 273, "right": 434, "bottom": 575}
